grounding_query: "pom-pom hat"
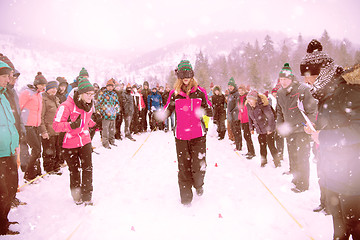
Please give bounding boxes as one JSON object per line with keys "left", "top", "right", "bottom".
{"left": 300, "top": 39, "right": 334, "bottom": 76}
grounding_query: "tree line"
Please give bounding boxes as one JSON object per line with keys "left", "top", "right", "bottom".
{"left": 166, "top": 30, "right": 360, "bottom": 92}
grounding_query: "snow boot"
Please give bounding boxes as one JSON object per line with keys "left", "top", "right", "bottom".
{"left": 196, "top": 187, "right": 204, "bottom": 196}
{"left": 260, "top": 157, "right": 267, "bottom": 167}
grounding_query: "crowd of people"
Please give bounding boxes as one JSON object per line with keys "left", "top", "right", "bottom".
{"left": 0, "top": 38, "right": 359, "bottom": 239}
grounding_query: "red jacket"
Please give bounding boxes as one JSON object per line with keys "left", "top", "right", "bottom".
{"left": 238, "top": 93, "right": 249, "bottom": 123}
{"left": 19, "top": 87, "right": 42, "bottom": 127}
{"left": 53, "top": 90, "right": 95, "bottom": 149}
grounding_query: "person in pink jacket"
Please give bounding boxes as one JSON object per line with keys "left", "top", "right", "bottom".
{"left": 19, "top": 72, "right": 47, "bottom": 181}
{"left": 53, "top": 77, "right": 96, "bottom": 205}
{"left": 164, "top": 60, "right": 212, "bottom": 206}
{"left": 238, "top": 85, "right": 255, "bottom": 159}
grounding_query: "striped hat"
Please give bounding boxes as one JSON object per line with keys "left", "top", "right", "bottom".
{"left": 279, "top": 63, "right": 294, "bottom": 80}
{"left": 0, "top": 53, "right": 14, "bottom": 70}
{"left": 34, "top": 72, "right": 48, "bottom": 86}
{"left": 77, "top": 77, "right": 94, "bottom": 94}
{"left": 0, "top": 60, "right": 12, "bottom": 75}
{"left": 175, "top": 60, "right": 194, "bottom": 79}
{"left": 46, "top": 81, "right": 58, "bottom": 92}
{"left": 79, "top": 67, "right": 89, "bottom": 77}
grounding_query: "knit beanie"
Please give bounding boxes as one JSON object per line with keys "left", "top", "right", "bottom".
{"left": 46, "top": 81, "right": 58, "bottom": 92}
{"left": 246, "top": 90, "right": 258, "bottom": 101}
{"left": 79, "top": 67, "right": 89, "bottom": 77}
{"left": 34, "top": 72, "right": 48, "bottom": 86}
{"left": 238, "top": 84, "right": 246, "bottom": 91}
{"left": 228, "top": 77, "right": 236, "bottom": 88}
{"left": 175, "top": 60, "right": 194, "bottom": 79}
{"left": 77, "top": 77, "right": 94, "bottom": 94}
{"left": 13, "top": 69, "right": 20, "bottom": 78}
{"left": 106, "top": 78, "right": 116, "bottom": 87}
{"left": 279, "top": 63, "right": 294, "bottom": 80}
{"left": 300, "top": 39, "right": 334, "bottom": 76}
{"left": 0, "top": 53, "right": 15, "bottom": 70}
{"left": 56, "top": 76, "right": 67, "bottom": 84}
{"left": 0, "top": 60, "right": 12, "bottom": 75}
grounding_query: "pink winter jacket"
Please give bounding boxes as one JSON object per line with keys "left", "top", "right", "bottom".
{"left": 19, "top": 87, "right": 42, "bottom": 127}
{"left": 238, "top": 93, "right": 249, "bottom": 123}
{"left": 53, "top": 91, "right": 95, "bottom": 149}
{"left": 164, "top": 86, "right": 212, "bottom": 140}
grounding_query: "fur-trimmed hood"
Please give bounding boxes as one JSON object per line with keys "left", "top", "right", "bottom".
{"left": 342, "top": 64, "right": 360, "bottom": 85}
{"left": 245, "top": 93, "right": 269, "bottom": 106}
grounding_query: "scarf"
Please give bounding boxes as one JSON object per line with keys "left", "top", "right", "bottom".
{"left": 310, "top": 62, "right": 343, "bottom": 101}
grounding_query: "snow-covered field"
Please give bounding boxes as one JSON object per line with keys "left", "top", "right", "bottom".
{"left": 6, "top": 122, "right": 333, "bottom": 240}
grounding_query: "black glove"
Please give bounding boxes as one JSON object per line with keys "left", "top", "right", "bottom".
{"left": 70, "top": 115, "right": 82, "bottom": 129}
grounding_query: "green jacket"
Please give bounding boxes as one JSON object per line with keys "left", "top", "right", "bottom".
{"left": 0, "top": 87, "right": 19, "bottom": 157}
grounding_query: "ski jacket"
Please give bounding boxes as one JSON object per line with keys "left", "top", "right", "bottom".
{"left": 134, "top": 92, "right": 145, "bottom": 112}
{"left": 316, "top": 66, "right": 360, "bottom": 195}
{"left": 40, "top": 92, "right": 60, "bottom": 137}
{"left": 276, "top": 81, "right": 317, "bottom": 134}
{"left": 141, "top": 88, "right": 151, "bottom": 110}
{"left": 148, "top": 90, "right": 163, "bottom": 110}
{"left": 211, "top": 92, "right": 226, "bottom": 122}
{"left": 4, "top": 84, "right": 26, "bottom": 138}
{"left": 95, "top": 88, "right": 119, "bottom": 120}
{"left": 227, "top": 87, "right": 239, "bottom": 122}
{"left": 164, "top": 86, "right": 212, "bottom": 140}
{"left": 53, "top": 89, "right": 95, "bottom": 149}
{"left": 247, "top": 94, "right": 276, "bottom": 135}
{"left": 19, "top": 85, "right": 43, "bottom": 127}
{"left": 123, "top": 90, "right": 134, "bottom": 117}
{"left": 0, "top": 87, "right": 19, "bottom": 157}
{"left": 238, "top": 93, "right": 249, "bottom": 123}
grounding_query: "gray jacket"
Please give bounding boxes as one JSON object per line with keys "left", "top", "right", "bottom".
{"left": 276, "top": 81, "right": 317, "bottom": 135}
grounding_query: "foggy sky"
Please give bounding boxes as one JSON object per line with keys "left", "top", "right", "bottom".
{"left": 1, "top": 0, "right": 359, "bottom": 53}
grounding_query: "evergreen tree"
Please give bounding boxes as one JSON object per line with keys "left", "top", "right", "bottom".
{"left": 337, "top": 39, "right": 353, "bottom": 68}
{"left": 166, "top": 70, "right": 177, "bottom": 89}
{"left": 354, "top": 50, "right": 360, "bottom": 64}
{"left": 194, "top": 51, "right": 210, "bottom": 89}
{"left": 320, "top": 29, "right": 333, "bottom": 56}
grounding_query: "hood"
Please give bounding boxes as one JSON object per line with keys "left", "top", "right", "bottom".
{"left": 245, "top": 93, "right": 269, "bottom": 107}
{"left": 213, "top": 85, "right": 222, "bottom": 93}
{"left": 342, "top": 64, "right": 360, "bottom": 85}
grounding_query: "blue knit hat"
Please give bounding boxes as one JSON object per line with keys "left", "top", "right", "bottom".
{"left": 46, "top": 81, "right": 58, "bottom": 92}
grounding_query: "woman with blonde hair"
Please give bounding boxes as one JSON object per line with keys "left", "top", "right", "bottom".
{"left": 163, "top": 60, "right": 212, "bottom": 205}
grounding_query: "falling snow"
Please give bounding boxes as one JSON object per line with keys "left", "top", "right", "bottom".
{"left": 7, "top": 121, "right": 333, "bottom": 239}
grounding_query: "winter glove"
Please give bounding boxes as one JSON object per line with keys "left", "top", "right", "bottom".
{"left": 70, "top": 115, "right": 82, "bottom": 129}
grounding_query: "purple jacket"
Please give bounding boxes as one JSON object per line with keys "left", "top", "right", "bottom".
{"left": 164, "top": 86, "right": 212, "bottom": 140}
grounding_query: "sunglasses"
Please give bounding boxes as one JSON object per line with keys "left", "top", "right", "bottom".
{"left": 176, "top": 70, "right": 194, "bottom": 79}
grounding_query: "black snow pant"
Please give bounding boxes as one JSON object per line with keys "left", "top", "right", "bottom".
{"left": 274, "top": 130, "right": 284, "bottom": 159}
{"left": 326, "top": 189, "right": 360, "bottom": 240}
{"left": 175, "top": 136, "right": 207, "bottom": 204}
{"left": 41, "top": 135, "right": 61, "bottom": 173}
{"left": 215, "top": 117, "right": 226, "bottom": 139}
{"left": 258, "top": 132, "right": 280, "bottom": 166}
{"left": 24, "top": 126, "right": 42, "bottom": 181}
{"left": 115, "top": 112, "right": 124, "bottom": 139}
{"left": 63, "top": 143, "right": 93, "bottom": 202}
{"left": 0, "top": 155, "right": 18, "bottom": 234}
{"left": 241, "top": 122, "right": 255, "bottom": 155}
{"left": 286, "top": 132, "right": 310, "bottom": 191}
{"left": 231, "top": 120, "right": 242, "bottom": 151}
{"left": 19, "top": 139, "right": 30, "bottom": 172}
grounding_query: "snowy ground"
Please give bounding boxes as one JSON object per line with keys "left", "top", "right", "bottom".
{"left": 6, "top": 122, "right": 333, "bottom": 240}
